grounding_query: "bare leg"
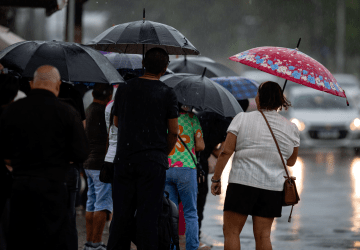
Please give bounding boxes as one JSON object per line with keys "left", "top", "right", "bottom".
{"left": 252, "top": 216, "right": 274, "bottom": 250}
{"left": 85, "top": 211, "right": 94, "bottom": 242}
{"left": 92, "top": 210, "right": 107, "bottom": 243}
{"left": 223, "top": 211, "right": 248, "bottom": 250}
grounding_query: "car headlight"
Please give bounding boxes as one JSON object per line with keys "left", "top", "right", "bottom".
{"left": 290, "top": 118, "right": 306, "bottom": 131}
{"left": 350, "top": 118, "right": 360, "bottom": 131}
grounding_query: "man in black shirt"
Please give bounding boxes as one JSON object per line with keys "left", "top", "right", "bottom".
{"left": 107, "top": 48, "right": 178, "bottom": 250}
{"left": 0, "top": 65, "right": 89, "bottom": 250}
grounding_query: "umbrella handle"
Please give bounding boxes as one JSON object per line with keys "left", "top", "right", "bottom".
{"left": 202, "top": 67, "right": 207, "bottom": 78}
{"left": 282, "top": 79, "right": 288, "bottom": 93}
{"left": 143, "top": 44, "right": 145, "bottom": 72}
{"left": 143, "top": 8, "right": 145, "bottom": 22}
{"left": 296, "top": 38, "right": 301, "bottom": 49}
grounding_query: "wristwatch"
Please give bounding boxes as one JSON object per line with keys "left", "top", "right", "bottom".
{"left": 211, "top": 177, "right": 221, "bottom": 183}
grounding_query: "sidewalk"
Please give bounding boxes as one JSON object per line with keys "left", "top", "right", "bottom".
{"left": 76, "top": 211, "right": 214, "bottom": 250}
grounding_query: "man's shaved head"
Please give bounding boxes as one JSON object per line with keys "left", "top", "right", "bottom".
{"left": 31, "top": 65, "right": 61, "bottom": 96}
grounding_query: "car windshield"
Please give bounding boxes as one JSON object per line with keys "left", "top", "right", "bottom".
{"left": 293, "top": 93, "right": 348, "bottom": 110}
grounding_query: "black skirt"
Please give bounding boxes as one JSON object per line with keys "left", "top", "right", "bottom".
{"left": 224, "top": 183, "right": 283, "bottom": 218}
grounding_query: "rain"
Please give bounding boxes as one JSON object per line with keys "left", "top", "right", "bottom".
{"left": 1, "top": 0, "right": 360, "bottom": 250}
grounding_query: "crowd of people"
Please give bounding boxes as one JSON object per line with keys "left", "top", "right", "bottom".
{"left": 0, "top": 47, "right": 299, "bottom": 250}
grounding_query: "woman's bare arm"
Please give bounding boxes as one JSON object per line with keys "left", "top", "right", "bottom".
{"left": 212, "top": 133, "right": 236, "bottom": 180}
{"left": 195, "top": 135, "right": 205, "bottom": 151}
{"left": 211, "top": 133, "right": 237, "bottom": 195}
{"left": 212, "top": 142, "right": 225, "bottom": 158}
{"left": 287, "top": 147, "right": 299, "bottom": 166}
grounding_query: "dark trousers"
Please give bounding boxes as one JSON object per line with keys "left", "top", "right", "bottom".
{"left": 107, "top": 161, "right": 166, "bottom": 250}
{"left": 65, "top": 166, "right": 79, "bottom": 250}
{"left": 0, "top": 171, "right": 12, "bottom": 249}
{"left": 197, "top": 164, "right": 209, "bottom": 235}
{"left": 7, "top": 177, "right": 68, "bottom": 250}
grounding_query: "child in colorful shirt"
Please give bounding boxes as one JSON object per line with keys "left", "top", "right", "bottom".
{"left": 165, "top": 105, "right": 205, "bottom": 250}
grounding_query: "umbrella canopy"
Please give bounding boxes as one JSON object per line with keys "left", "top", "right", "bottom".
{"left": 160, "top": 73, "right": 243, "bottom": 117}
{"left": 0, "top": 40, "right": 124, "bottom": 84}
{"left": 103, "top": 52, "right": 174, "bottom": 77}
{"left": 211, "top": 76, "right": 260, "bottom": 100}
{"left": 169, "top": 56, "right": 237, "bottom": 78}
{"left": 86, "top": 20, "right": 199, "bottom": 55}
{"left": 229, "top": 46, "right": 346, "bottom": 99}
{"left": 104, "top": 53, "right": 142, "bottom": 70}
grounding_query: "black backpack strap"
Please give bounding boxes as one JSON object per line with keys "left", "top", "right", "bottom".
{"left": 178, "top": 135, "right": 197, "bottom": 166}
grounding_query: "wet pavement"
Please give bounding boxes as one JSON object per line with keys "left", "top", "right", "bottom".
{"left": 201, "top": 148, "right": 360, "bottom": 250}
{"left": 76, "top": 148, "right": 360, "bottom": 249}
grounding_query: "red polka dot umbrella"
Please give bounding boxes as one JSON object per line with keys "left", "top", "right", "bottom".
{"left": 229, "top": 40, "right": 348, "bottom": 105}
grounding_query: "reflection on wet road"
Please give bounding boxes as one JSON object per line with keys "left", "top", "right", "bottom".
{"left": 201, "top": 149, "right": 360, "bottom": 249}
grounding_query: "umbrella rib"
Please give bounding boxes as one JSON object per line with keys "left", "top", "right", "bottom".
{"left": 124, "top": 43, "right": 128, "bottom": 54}
{"left": 74, "top": 44, "right": 110, "bottom": 84}
{"left": 1, "top": 41, "right": 35, "bottom": 74}
{"left": 22, "top": 41, "right": 52, "bottom": 78}
{"left": 60, "top": 44, "right": 71, "bottom": 82}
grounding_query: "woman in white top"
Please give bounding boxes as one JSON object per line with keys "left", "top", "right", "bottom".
{"left": 211, "top": 81, "right": 300, "bottom": 250}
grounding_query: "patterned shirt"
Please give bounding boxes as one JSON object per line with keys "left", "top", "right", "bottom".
{"left": 168, "top": 112, "right": 203, "bottom": 169}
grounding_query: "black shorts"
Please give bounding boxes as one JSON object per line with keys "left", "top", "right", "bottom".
{"left": 224, "top": 183, "right": 283, "bottom": 218}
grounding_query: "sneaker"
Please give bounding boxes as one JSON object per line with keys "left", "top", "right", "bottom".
{"left": 90, "top": 242, "right": 107, "bottom": 250}
{"left": 82, "top": 242, "right": 93, "bottom": 250}
{"left": 198, "top": 242, "right": 212, "bottom": 249}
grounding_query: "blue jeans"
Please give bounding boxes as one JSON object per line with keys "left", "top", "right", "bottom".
{"left": 85, "top": 170, "right": 113, "bottom": 212}
{"left": 165, "top": 167, "right": 199, "bottom": 250}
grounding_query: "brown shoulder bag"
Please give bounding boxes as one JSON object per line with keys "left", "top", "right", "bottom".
{"left": 259, "top": 110, "right": 300, "bottom": 222}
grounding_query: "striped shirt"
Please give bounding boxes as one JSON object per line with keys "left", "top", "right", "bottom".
{"left": 227, "top": 110, "right": 300, "bottom": 191}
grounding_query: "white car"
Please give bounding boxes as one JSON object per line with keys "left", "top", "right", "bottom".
{"left": 281, "top": 87, "right": 360, "bottom": 151}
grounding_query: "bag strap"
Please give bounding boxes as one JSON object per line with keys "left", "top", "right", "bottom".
{"left": 259, "top": 110, "right": 290, "bottom": 179}
{"left": 178, "top": 135, "right": 197, "bottom": 166}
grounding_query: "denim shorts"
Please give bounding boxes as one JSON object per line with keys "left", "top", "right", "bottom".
{"left": 85, "top": 169, "right": 113, "bottom": 212}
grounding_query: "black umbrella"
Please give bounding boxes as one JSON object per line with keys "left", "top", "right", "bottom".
{"left": 86, "top": 9, "right": 199, "bottom": 56}
{"left": 0, "top": 40, "right": 124, "bottom": 84}
{"left": 160, "top": 70, "right": 243, "bottom": 117}
{"left": 168, "top": 56, "right": 238, "bottom": 78}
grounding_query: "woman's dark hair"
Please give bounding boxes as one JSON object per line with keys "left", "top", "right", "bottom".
{"left": 143, "top": 48, "right": 169, "bottom": 75}
{"left": 258, "top": 81, "right": 291, "bottom": 110}
{"left": 92, "top": 83, "right": 113, "bottom": 101}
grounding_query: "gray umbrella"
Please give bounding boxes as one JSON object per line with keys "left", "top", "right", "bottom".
{"left": 86, "top": 10, "right": 199, "bottom": 56}
{"left": 104, "top": 53, "right": 174, "bottom": 77}
{"left": 160, "top": 70, "right": 243, "bottom": 117}
{"left": 0, "top": 40, "right": 124, "bottom": 84}
{"left": 169, "top": 56, "right": 238, "bottom": 78}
